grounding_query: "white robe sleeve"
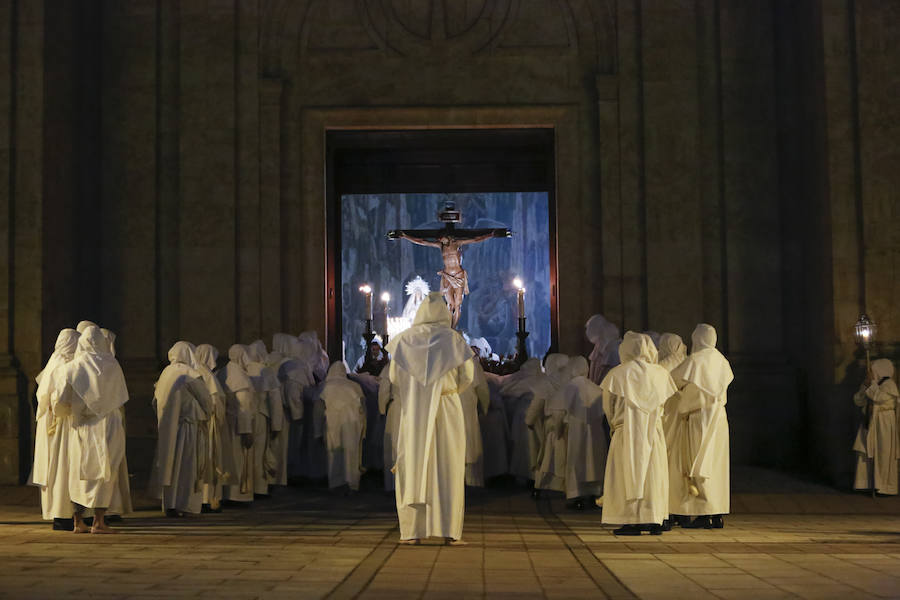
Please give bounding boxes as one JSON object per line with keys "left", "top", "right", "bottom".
{"left": 677, "top": 383, "right": 714, "bottom": 414}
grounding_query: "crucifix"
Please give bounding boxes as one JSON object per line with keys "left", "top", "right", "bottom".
{"left": 388, "top": 202, "right": 511, "bottom": 328}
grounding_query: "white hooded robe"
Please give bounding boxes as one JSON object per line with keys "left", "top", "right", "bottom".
{"left": 315, "top": 362, "right": 367, "bottom": 490}
{"left": 30, "top": 329, "right": 80, "bottom": 519}
{"left": 501, "top": 358, "right": 552, "bottom": 482}
{"left": 559, "top": 357, "right": 608, "bottom": 500}
{"left": 60, "top": 326, "right": 130, "bottom": 511}
{"left": 600, "top": 333, "right": 675, "bottom": 525}
{"left": 853, "top": 359, "right": 899, "bottom": 495}
{"left": 220, "top": 345, "right": 257, "bottom": 502}
{"left": 194, "top": 344, "right": 232, "bottom": 507}
{"left": 246, "top": 340, "right": 285, "bottom": 493}
{"left": 148, "top": 342, "right": 211, "bottom": 514}
{"left": 535, "top": 354, "right": 572, "bottom": 492}
{"left": 385, "top": 293, "right": 474, "bottom": 541}
{"left": 668, "top": 324, "right": 734, "bottom": 516}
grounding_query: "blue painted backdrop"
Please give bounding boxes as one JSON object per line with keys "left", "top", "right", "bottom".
{"left": 341, "top": 192, "right": 551, "bottom": 368}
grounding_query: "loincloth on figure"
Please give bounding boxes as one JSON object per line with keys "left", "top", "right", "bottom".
{"left": 438, "top": 268, "right": 469, "bottom": 296}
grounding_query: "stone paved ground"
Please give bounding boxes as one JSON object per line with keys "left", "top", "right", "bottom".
{"left": 2, "top": 469, "right": 900, "bottom": 599}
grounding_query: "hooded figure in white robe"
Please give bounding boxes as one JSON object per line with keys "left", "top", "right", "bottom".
{"left": 586, "top": 315, "right": 620, "bottom": 385}
{"left": 535, "top": 354, "right": 573, "bottom": 492}
{"left": 668, "top": 324, "right": 734, "bottom": 526}
{"left": 264, "top": 339, "right": 296, "bottom": 487}
{"left": 193, "top": 344, "right": 232, "bottom": 508}
{"left": 148, "top": 341, "right": 212, "bottom": 515}
{"left": 314, "top": 362, "right": 366, "bottom": 490}
{"left": 501, "top": 358, "right": 552, "bottom": 483}
{"left": 58, "top": 325, "right": 131, "bottom": 533}
{"left": 600, "top": 332, "right": 676, "bottom": 534}
{"left": 657, "top": 333, "right": 688, "bottom": 448}
{"left": 220, "top": 344, "right": 257, "bottom": 502}
{"left": 272, "top": 334, "right": 313, "bottom": 483}
{"left": 559, "top": 357, "right": 607, "bottom": 501}
{"left": 384, "top": 292, "right": 475, "bottom": 543}
{"left": 245, "top": 340, "right": 285, "bottom": 493}
{"left": 658, "top": 334, "right": 687, "bottom": 372}
{"left": 31, "top": 329, "right": 80, "bottom": 522}
{"left": 298, "top": 331, "right": 330, "bottom": 383}
{"left": 853, "top": 358, "right": 899, "bottom": 495}
{"left": 76, "top": 320, "right": 98, "bottom": 334}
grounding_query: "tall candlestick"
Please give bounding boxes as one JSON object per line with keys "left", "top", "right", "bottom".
{"left": 360, "top": 285, "right": 373, "bottom": 320}
{"left": 513, "top": 277, "right": 525, "bottom": 319}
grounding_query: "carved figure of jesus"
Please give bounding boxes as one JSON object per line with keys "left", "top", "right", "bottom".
{"left": 388, "top": 207, "right": 510, "bottom": 328}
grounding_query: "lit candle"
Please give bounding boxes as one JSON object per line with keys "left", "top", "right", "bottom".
{"left": 359, "top": 285, "right": 373, "bottom": 320}
{"left": 513, "top": 277, "right": 525, "bottom": 319}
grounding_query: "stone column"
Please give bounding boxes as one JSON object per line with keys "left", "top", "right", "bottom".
{"left": 0, "top": 0, "right": 45, "bottom": 484}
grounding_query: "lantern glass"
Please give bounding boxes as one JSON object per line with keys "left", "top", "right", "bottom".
{"left": 854, "top": 314, "right": 877, "bottom": 347}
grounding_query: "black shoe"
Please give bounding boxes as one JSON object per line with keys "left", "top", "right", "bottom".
{"left": 573, "top": 499, "right": 585, "bottom": 511}
{"left": 201, "top": 504, "right": 223, "bottom": 514}
{"left": 683, "top": 516, "right": 712, "bottom": 529}
{"left": 613, "top": 524, "right": 642, "bottom": 536}
{"left": 531, "top": 489, "right": 541, "bottom": 499}
{"left": 660, "top": 519, "right": 672, "bottom": 532}
{"left": 165, "top": 509, "right": 181, "bottom": 518}
{"left": 52, "top": 518, "right": 74, "bottom": 531}
{"left": 710, "top": 515, "right": 724, "bottom": 529}
{"left": 647, "top": 524, "right": 664, "bottom": 535}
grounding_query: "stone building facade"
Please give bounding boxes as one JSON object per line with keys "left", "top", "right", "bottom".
{"left": 0, "top": 0, "right": 897, "bottom": 487}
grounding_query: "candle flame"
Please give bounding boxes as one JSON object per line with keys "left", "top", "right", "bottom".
{"left": 381, "top": 292, "right": 391, "bottom": 303}
{"left": 513, "top": 277, "right": 523, "bottom": 290}
{"left": 359, "top": 284, "right": 372, "bottom": 294}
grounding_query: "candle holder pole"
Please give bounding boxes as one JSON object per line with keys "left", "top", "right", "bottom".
{"left": 516, "top": 317, "right": 529, "bottom": 364}
{"left": 362, "top": 318, "right": 376, "bottom": 348}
